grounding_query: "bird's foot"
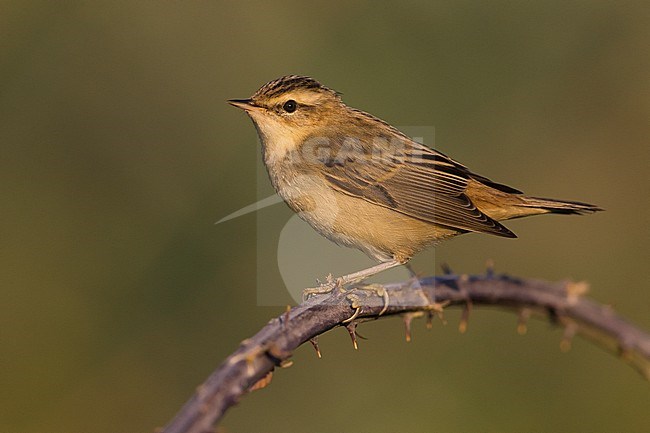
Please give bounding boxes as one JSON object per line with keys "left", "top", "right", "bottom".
{"left": 302, "top": 274, "right": 344, "bottom": 302}
{"left": 342, "top": 283, "right": 390, "bottom": 323}
{"left": 303, "top": 276, "right": 390, "bottom": 323}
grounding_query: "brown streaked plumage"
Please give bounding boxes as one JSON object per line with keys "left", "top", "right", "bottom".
{"left": 228, "top": 75, "right": 602, "bottom": 287}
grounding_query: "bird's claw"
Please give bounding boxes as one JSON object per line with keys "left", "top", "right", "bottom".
{"left": 341, "top": 284, "right": 390, "bottom": 323}
{"left": 302, "top": 275, "right": 344, "bottom": 301}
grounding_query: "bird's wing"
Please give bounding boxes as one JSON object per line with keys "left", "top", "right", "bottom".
{"left": 313, "top": 133, "right": 516, "bottom": 237}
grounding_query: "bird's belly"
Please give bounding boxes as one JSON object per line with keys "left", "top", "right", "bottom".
{"left": 274, "top": 174, "right": 458, "bottom": 262}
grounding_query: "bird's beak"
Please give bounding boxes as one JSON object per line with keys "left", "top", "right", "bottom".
{"left": 227, "top": 98, "right": 260, "bottom": 112}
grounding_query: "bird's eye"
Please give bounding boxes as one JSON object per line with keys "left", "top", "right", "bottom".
{"left": 282, "top": 100, "right": 297, "bottom": 113}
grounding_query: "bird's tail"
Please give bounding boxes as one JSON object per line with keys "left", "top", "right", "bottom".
{"left": 516, "top": 196, "right": 603, "bottom": 216}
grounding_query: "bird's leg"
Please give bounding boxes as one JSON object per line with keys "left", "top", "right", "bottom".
{"left": 303, "top": 259, "right": 402, "bottom": 301}
{"left": 337, "top": 259, "right": 402, "bottom": 287}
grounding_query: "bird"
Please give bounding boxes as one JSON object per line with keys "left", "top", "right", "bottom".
{"left": 228, "top": 75, "right": 601, "bottom": 293}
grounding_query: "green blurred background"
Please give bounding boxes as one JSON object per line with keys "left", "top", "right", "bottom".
{"left": 2, "top": 1, "right": 649, "bottom": 432}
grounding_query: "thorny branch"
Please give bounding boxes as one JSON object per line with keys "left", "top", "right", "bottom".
{"left": 159, "top": 272, "right": 650, "bottom": 433}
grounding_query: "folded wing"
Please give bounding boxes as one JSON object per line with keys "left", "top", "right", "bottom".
{"left": 315, "top": 133, "right": 516, "bottom": 238}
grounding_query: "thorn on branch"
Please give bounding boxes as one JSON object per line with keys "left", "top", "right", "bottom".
{"left": 459, "top": 300, "right": 472, "bottom": 334}
{"left": 228, "top": 343, "right": 263, "bottom": 376}
{"left": 485, "top": 258, "right": 495, "bottom": 277}
{"left": 404, "top": 315, "right": 412, "bottom": 342}
{"left": 402, "top": 312, "right": 424, "bottom": 342}
{"left": 429, "top": 301, "right": 450, "bottom": 326}
{"left": 282, "top": 305, "right": 291, "bottom": 329}
{"left": 345, "top": 321, "right": 359, "bottom": 350}
{"left": 426, "top": 311, "right": 434, "bottom": 329}
{"left": 440, "top": 262, "right": 453, "bottom": 275}
{"left": 517, "top": 308, "right": 531, "bottom": 335}
{"left": 560, "top": 323, "right": 578, "bottom": 352}
{"left": 565, "top": 281, "right": 589, "bottom": 305}
{"left": 309, "top": 337, "right": 322, "bottom": 358}
{"left": 249, "top": 371, "right": 273, "bottom": 392}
